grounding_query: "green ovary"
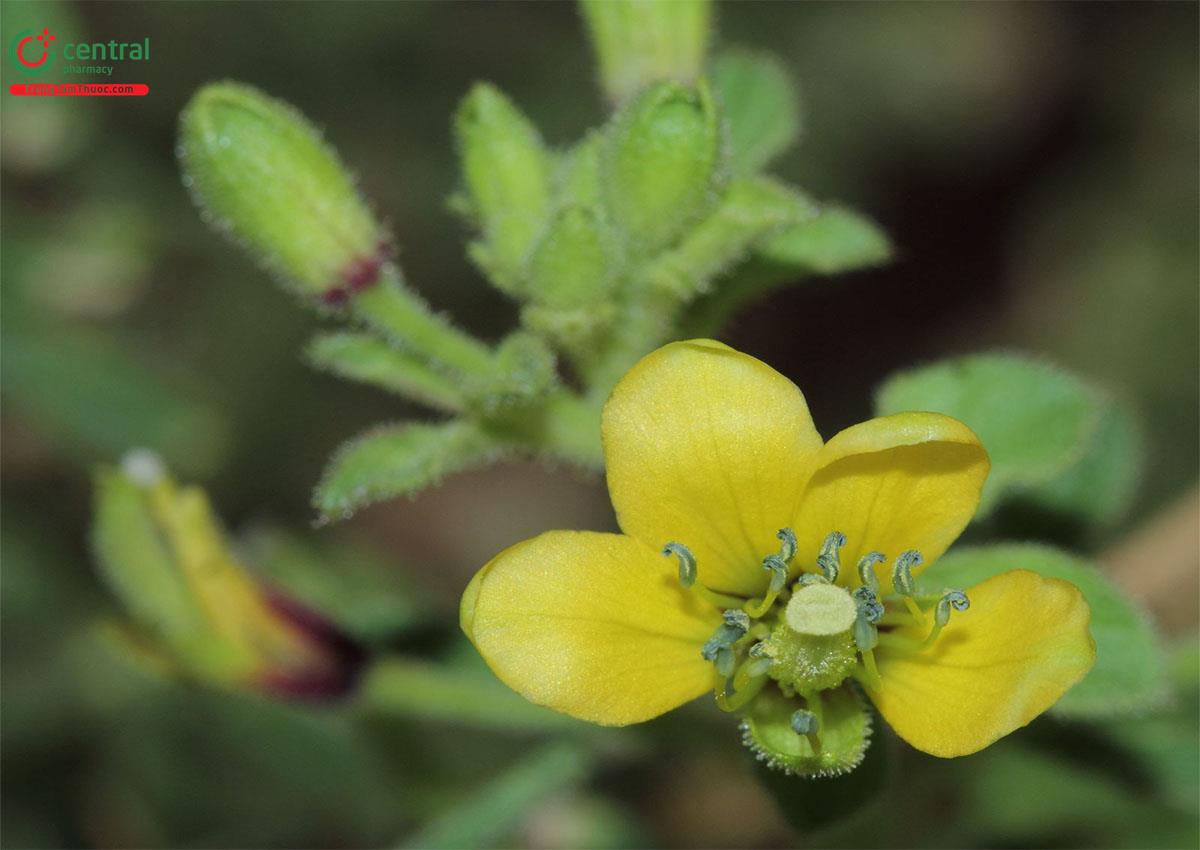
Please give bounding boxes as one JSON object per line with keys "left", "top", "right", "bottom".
{"left": 761, "top": 617, "right": 859, "bottom": 694}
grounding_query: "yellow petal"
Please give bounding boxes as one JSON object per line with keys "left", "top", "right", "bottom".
{"left": 868, "top": 569, "right": 1095, "bottom": 757}
{"left": 792, "top": 412, "right": 989, "bottom": 590}
{"left": 602, "top": 340, "right": 824, "bottom": 595}
{"left": 461, "top": 530, "right": 722, "bottom": 725}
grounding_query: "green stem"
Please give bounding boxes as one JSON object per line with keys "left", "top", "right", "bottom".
{"left": 352, "top": 269, "right": 495, "bottom": 378}
{"left": 357, "top": 656, "right": 583, "bottom": 733}
{"left": 580, "top": 290, "right": 678, "bottom": 402}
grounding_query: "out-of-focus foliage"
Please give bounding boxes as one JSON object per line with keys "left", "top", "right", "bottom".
{"left": 2, "top": 1, "right": 1196, "bottom": 849}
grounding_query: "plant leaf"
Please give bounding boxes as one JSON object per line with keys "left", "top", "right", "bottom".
{"left": 928, "top": 543, "right": 1170, "bottom": 717}
{"left": 314, "top": 421, "right": 504, "bottom": 521}
{"left": 875, "top": 353, "right": 1104, "bottom": 516}
{"left": 306, "top": 332, "right": 466, "bottom": 412}
{"left": 713, "top": 48, "right": 801, "bottom": 175}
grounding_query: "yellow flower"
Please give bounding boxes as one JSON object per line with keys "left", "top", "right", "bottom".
{"left": 461, "top": 340, "right": 1094, "bottom": 771}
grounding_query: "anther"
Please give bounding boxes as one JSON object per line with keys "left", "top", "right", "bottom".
{"left": 663, "top": 542, "right": 697, "bottom": 588}
{"left": 775, "top": 528, "right": 798, "bottom": 564}
{"left": 892, "top": 549, "right": 923, "bottom": 596}
{"left": 922, "top": 590, "right": 970, "bottom": 646}
{"left": 852, "top": 586, "right": 884, "bottom": 623}
{"left": 790, "top": 709, "right": 820, "bottom": 735}
{"left": 856, "top": 551, "right": 886, "bottom": 591}
{"left": 701, "top": 609, "right": 750, "bottom": 663}
{"left": 791, "top": 708, "right": 822, "bottom": 752}
{"left": 817, "top": 531, "right": 847, "bottom": 583}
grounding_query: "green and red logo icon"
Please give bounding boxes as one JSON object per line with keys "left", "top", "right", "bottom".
{"left": 10, "top": 28, "right": 56, "bottom": 75}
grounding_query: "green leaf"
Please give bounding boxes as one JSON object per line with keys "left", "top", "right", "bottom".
{"left": 875, "top": 354, "right": 1103, "bottom": 516}
{"left": 241, "top": 527, "right": 430, "bottom": 644}
{"left": 1026, "top": 399, "right": 1144, "bottom": 529}
{"left": 401, "top": 741, "right": 592, "bottom": 849}
{"left": 641, "top": 177, "right": 817, "bottom": 302}
{"left": 679, "top": 203, "right": 890, "bottom": 337}
{"left": 580, "top": 0, "right": 712, "bottom": 104}
{"left": 454, "top": 83, "right": 552, "bottom": 295}
{"left": 314, "top": 421, "right": 504, "bottom": 520}
{"left": 306, "top": 332, "right": 466, "bottom": 413}
{"left": 929, "top": 543, "right": 1170, "bottom": 717}
{"left": 757, "top": 204, "right": 892, "bottom": 274}
{"left": 712, "top": 48, "right": 801, "bottom": 175}
{"left": 603, "top": 81, "right": 722, "bottom": 259}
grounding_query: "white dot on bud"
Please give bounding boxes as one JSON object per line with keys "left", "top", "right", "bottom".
{"left": 785, "top": 582, "right": 858, "bottom": 636}
{"left": 121, "top": 448, "right": 166, "bottom": 487}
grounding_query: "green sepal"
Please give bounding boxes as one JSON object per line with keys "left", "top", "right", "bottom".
{"left": 641, "top": 177, "right": 816, "bottom": 302}
{"left": 874, "top": 353, "right": 1108, "bottom": 517}
{"left": 91, "top": 465, "right": 206, "bottom": 641}
{"left": 579, "top": 0, "right": 712, "bottom": 104}
{"left": 712, "top": 48, "right": 801, "bottom": 176}
{"left": 929, "top": 543, "right": 1170, "bottom": 718}
{"left": 454, "top": 82, "right": 552, "bottom": 295}
{"left": 740, "top": 682, "right": 872, "bottom": 777}
{"left": 306, "top": 332, "right": 466, "bottom": 413}
{"left": 603, "top": 80, "right": 723, "bottom": 260}
{"left": 178, "top": 82, "right": 383, "bottom": 299}
{"left": 314, "top": 421, "right": 506, "bottom": 521}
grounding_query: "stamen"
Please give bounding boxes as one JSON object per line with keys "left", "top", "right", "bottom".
{"left": 851, "top": 586, "right": 884, "bottom": 624}
{"left": 775, "top": 528, "right": 798, "bottom": 564}
{"left": 744, "top": 554, "right": 788, "bottom": 617}
{"left": 716, "top": 655, "right": 771, "bottom": 711}
{"left": 742, "top": 528, "right": 798, "bottom": 618}
{"left": 817, "top": 531, "right": 847, "bottom": 583}
{"left": 663, "top": 542, "right": 746, "bottom": 608}
{"left": 923, "top": 590, "right": 970, "bottom": 646}
{"left": 856, "top": 551, "right": 886, "bottom": 591}
{"left": 701, "top": 609, "right": 750, "bottom": 665}
{"left": 662, "top": 542, "right": 696, "bottom": 588}
{"left": 853, "top": 609, "right": 879, "bottom": 653}
{"left": 857, "top": 649, "right": 882, "bottom": 689}
{"left": 792, "top": 709, "right": 822, "bottom": 751}
{"left": 891, "top": 549, "right": 923, "bottom": 596}
{"left": 892, "top": 549, "right": 926, "bottom": 626}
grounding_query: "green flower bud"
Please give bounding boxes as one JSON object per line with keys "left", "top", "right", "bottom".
{"left": 603, "top": 80, "right": 723, "bottom": 259}
{"left": 454, "top": 83, "right": 552, "bottom": 295}
{"left": 580, "top": 0, "right": 713, "bottom": 104}
{"left": 92, "top": 451, "right": 361, "bottom": 698}
{"left": 178, "top": 81, "right": 388, "bottom": 304}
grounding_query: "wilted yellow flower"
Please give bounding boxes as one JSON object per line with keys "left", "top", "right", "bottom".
{"left": 462, "top": 340, "right": 1094, "bottom": 773}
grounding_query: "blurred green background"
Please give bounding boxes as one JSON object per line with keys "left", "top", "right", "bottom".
{"left": 2, "top": 2, "right": 1197, "bottom": 847}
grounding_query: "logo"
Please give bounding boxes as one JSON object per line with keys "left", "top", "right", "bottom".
{"left": 10, "top": 27, "right": 56, "bottom": 76}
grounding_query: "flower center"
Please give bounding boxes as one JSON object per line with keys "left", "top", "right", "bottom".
{"left": 662, "top": 528, "right": 973, "bottom": 754}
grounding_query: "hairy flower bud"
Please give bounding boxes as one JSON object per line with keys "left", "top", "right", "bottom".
{"left": 178, "top": 81, "right": 388, "bottom": 303}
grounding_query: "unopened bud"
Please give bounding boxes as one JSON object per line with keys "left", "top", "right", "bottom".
{"left": 178, "top": 82, "right": 388, "bottom": 304}
{"left": 92, "top": 453, "right": 361, "bottom": 698}
{"left": 454, "top": 83, "right": 552, "bottom": 295}
{"left": 580, "top": 0, "right": 713, "bottom": 104}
